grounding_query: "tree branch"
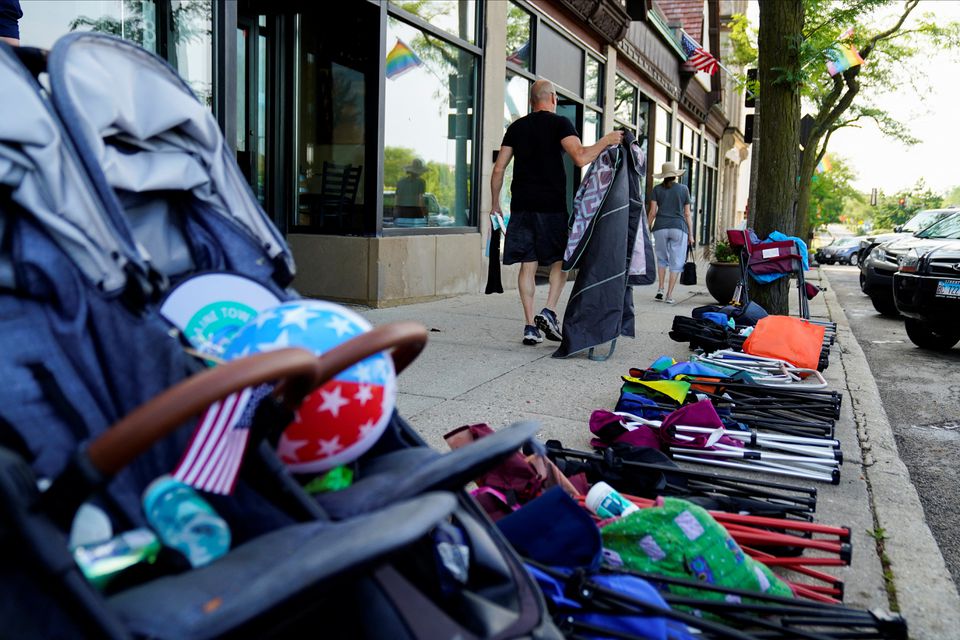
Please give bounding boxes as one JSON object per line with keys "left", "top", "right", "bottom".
{"left": 860, "top": 0, "right": 919, "bottom": 59}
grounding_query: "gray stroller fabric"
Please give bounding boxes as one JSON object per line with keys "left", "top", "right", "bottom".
{"left": 48, "top": 33, "right": 295, "bottom": 291}
{"left": 553, "top": 132, "right": 648, "bottom": 358}
{"left": 0, "top": 44, "right": 143, "bottom": 295}
{"left": 109, "top": 493, "right": 457, "bottom": 640}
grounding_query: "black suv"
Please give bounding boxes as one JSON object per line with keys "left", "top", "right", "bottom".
{"left": 892, "top": 214, "right": 960, "bottom": 350}
{"left": 861, "top": 210, "right": 960, "bottom": 315}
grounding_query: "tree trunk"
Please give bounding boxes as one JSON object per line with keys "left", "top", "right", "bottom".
{"left": 752, "top": 0, "right": 804, "bottom": 315}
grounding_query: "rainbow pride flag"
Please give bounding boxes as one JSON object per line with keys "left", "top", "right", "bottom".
{"left": 816, "top": 155, "right": 833, "bottom": 174}
{"left": 386, "top": 39, "right": 423, "bottom": 80}
{"left": 825, "top": 29, "right": 863, "bottom": 77}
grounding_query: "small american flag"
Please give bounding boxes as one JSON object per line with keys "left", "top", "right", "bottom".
{"left": 681, "top": 32, "right": 719, "bottom": 76}
{"left": 173, "top": 384, "right": 273, "bottom": 495}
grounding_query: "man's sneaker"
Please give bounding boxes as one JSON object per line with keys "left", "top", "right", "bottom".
{"left": 665, "top": 297, "right": 677, "bottom": 305}
{"left": 534, "top": 308, "right": 563, "bottom": 342}
{"left": 654, "top": 289, "right": 664, "bottom": 301}
{"left": 523, "top": 325, "right": 543, "bottom": 345}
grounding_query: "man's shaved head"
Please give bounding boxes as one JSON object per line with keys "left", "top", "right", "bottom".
{"left": 530, "top": 79, "right": 557, "bottom": 108}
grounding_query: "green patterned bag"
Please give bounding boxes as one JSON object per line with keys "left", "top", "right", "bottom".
{"left": 600, "top": 497, "right": 793, "bottom": 602}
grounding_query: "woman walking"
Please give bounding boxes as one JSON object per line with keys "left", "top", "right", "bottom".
{"left": 647, "top": 162, "right": 694, "bottom": 304}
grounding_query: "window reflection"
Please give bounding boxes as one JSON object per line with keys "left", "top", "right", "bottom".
{"left": 501, "top": 73, "right": 529, "bottom": 216}
{"left": 656, "top": 104, "right": 671, "bottom": 143}
{"left": 296, "top": 9, "right": 372, "bottom": 233}
{"left": 383, "top": 17, "right": 477, "bottom": 228}
{"left": 505, "top": 1, "right": 531, "bottom": 71}
{"left": 504, "top": 73, "right": 530, "bottom": 126}
{"left": 614, "top": 76, "right": 637, "bottom": 126}
{"left": 389, "top": 0, "right": 476, "bottom": 44}
{"left": 654, "top": 142, "right": 669, "bottom": 175}
{"left": 585, "top": 56, "right": 602, "bottom": 106}
{"left": 24, "top": 0, "right": 212, "bottom": 106}
{"left": 170, "top": 1, "right": 212, "bottom": 107}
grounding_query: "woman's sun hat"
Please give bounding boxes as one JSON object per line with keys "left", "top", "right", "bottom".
{"left": 404, "top": 158, "right": 428, "bottom": 175}
{"left": 654, "top": 162, "right": 686, "bottom": 180}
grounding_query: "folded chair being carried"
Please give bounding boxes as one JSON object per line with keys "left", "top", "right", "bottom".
{"left": 0, "top": 39, "right": 559, "bottom": 639}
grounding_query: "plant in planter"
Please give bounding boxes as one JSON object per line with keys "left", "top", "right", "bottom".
{"left": 705, "top": 240, "right": 741, "bottom": 304}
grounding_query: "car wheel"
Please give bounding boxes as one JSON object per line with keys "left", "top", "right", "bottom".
{"left": 849, "top": 253, "right": 859, "bottom": 267}
{"left": 904, "top": 318, "right": 960, "bottom": 351}
{"left": 859, "top": 272, "right": 867, "bottom": 293}
{"left": 869, "top": 292, "right": 899, "bottom": 316}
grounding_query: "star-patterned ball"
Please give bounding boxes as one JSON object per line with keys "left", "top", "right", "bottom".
{"left": 223, "top": 300, "right": 397, "bottom": 473}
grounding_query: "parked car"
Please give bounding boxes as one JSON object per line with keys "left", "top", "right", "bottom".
{"left": 815, "top": 236, "right": 865, "bottom": 265}
{"left": 892, "top": 213, "right": 960, "bottom": 350}
{"left": 382, "top": 190, "right": 453, "bottom": 227}
{"left": 856, "top": 207, "right": 958, "bottom": 270}
{"left": 861, "top": 210, "right": 960, "bottom": 315}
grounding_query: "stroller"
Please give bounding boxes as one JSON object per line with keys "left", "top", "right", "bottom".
{"left": 0, "top": 36, "right": 559, "bottom": 639}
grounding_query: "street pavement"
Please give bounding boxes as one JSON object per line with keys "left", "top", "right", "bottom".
{"left": 824, "top": 265, "right": 960, "bottom": 586}
{"left": 353, "top": 262, "right": 960, "bottom": 638}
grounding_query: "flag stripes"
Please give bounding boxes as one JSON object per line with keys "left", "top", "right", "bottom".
{"left": 680, "top": 32, "right": 720, "bottom": 76}
{"left": 173, "top": 385, "right": 271, "bottom": 495}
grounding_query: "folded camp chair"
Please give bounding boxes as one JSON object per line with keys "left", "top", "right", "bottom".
{"left": 0, "top": 41, "right": 560, "bottom": 638}
{"left": 726, "top": 229, "right": 838, "bottom": 342}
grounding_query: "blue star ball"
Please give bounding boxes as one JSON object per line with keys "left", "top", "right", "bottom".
{"left": 224, "top": 300, "right": 397, "bottom": 473}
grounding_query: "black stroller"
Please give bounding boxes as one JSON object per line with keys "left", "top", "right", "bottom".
{"left": 0, "top": 37, "right": 558, "bottom": 639}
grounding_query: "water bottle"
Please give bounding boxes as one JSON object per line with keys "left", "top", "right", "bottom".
{"left": 142, "top": 475, "right": 231, "bottom": 568}
{"left": 585, "top": 482, "right": 640, "bottom": 520}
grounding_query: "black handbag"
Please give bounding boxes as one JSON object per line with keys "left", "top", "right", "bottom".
{"left": 680, "top": 246, "right": 697, "bottom": 285}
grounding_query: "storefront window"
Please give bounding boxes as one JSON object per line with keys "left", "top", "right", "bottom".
{"left": 656, "top": 104, "right": 672, "bottom": 143}
{"left": 22, "top": 1, "right": 212, "bottom": 105}
{"left": 389, "top": 0, "right": 477, "bottom": 44}
{"left": 383, "top": 17, "right": 477, "bottom": 229}
{"left": 170, "top": 1, "right": 213, "bottom": 106}
{"left": 585, "top": 56, "right": 602, "bottom": 106}
{"left": 614, "top": 75, "right": 637, "bottom": 130}
{"left": 536, "top": 23, "right": 582, "bottom": 97}
{"left": 24, "top": 1, "right": 148, "bottom": 49}
{"left": 654, "top": 142, "right": 669, "bottom": 175}
{"left": 504, "top": 72, "right": 530, "bottom": 127}
{"left": 505, "top": 1, "right": 532, "bottom": 71}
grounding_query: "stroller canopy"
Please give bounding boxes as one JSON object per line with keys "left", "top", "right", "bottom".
{"left": 48, "top": 33, "right": 295, "bottom": 291}
{"left": 0, "top": 43, "right": 143, "bottom": 296}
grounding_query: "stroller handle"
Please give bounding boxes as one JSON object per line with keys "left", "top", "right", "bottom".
{"left": 87, "top": 348, "right": 321, "bottom": 476}
{"left": 87, "top": 321, "right": 429, "bottom": 476}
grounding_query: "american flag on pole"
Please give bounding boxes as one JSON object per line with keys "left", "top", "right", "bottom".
{"left": 173, "top": 384, "right": 274, "bottom": 495}
{"left": 680, "top": 31, "right": 719, "bottom": 76}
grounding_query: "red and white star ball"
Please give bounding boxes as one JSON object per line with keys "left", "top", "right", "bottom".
{"left": 223, "top": 300, "right": 397, "bottom": 473}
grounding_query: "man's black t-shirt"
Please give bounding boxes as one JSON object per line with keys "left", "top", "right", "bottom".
{"left": 501, "top": 111, "right": 578, "bottom": 214}
{"left": 0, "top": 0, "right": 23, "bottom": 39}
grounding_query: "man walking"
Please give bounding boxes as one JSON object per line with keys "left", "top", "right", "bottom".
{"left": 489, "top": 79, "right": 623, "bottom": 345}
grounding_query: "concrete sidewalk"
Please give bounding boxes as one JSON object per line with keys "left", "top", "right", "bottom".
{"left": 356, "top": 266, "right": 959, "bottom": 638}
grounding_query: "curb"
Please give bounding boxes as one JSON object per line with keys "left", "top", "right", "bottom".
{"left": 819, "top": 268, "right": 960, "bottom": 639}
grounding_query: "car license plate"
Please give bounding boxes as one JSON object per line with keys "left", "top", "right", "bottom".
{"left": 935, "top": 279, "right": 960, "bottom": 298}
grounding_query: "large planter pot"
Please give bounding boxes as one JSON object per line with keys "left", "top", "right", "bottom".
{"left": 705, "top": 262, "right": 741, "bottom": 304}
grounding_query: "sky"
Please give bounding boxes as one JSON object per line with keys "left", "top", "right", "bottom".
{"left": 749, "top": 0, "right": 960, "bottom": 196}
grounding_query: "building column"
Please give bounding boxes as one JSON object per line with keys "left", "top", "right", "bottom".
{"left": 479, "top": 1, "right": 508, "bottom": 218}
{"left": 601, "top": 45, "right": 617, "bottom": 133}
